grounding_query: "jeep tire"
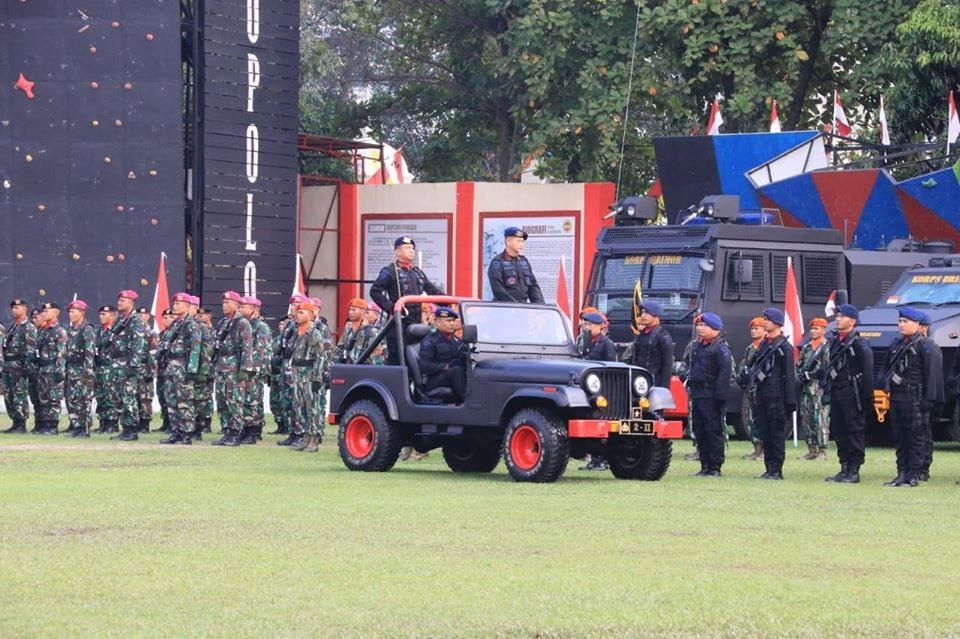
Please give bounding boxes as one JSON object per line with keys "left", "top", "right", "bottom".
{"left": 338, "top": 399, "right": 403, "bottom": 472}
{"left": 607, "top": 437, "right": 672, "bottom": 481}
{"left": 502, "top": 408, "right": 569, "bottom": 483}
{"left": 442, "top": 440, "right": 502, "bottom": 473}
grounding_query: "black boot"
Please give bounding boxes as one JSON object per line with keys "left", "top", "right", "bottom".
{"left": 269, "top": 418, "right": 288, "bottom": 435}
{"left": 883, "top": 472, "right": 907, "bottom": 487}
{"left": 838, "top": 463, "right": 861, "bottom": 484}
{"left": 212, "top": 430, "right": 240, "bottom": 446}
{"left": 277, "top": 433, "right": 296, "bottom": 446}
{"left": 69, "top": 426, "right": 90, "bottom": 438}
{"left": 30, "top": 418, "right": 44, "bottom": 435}
{"left": 287, "top": 433, "right": 305, "bottom": 450}
{"left": 40, "top": 420, "right": 59, "bottom": 436}
{"left": 202, "top": 418, "right": 212, "bottom": 433}
{"left": 138, "top": 418, "right": 151, "bottom": 434}
{"left": 3, "top": 419, "right": 27, "bottom": 434}
{"left": 825, "top": 463, "right": 849, "bottom": 482}
{"left": 159, "top": 430, "right": 182, "bottom": 445}
{"left": 104, "top": 420, "right": 120, "bottom": 434}
{"left": 238, "top": 428, "right": 258, "bottom": 445}
{"left": 173, "top": 432, "right": 192, "bottom": 445}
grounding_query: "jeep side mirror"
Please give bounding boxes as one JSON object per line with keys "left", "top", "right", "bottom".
{"left": 461, "top": 324, "right": 478, "bottom": 344}
{"left": 733, "top": 259, "right": 753, "bottom": 284}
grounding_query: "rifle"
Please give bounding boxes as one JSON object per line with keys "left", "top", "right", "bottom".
{"left": 882, "top": 333, "right": 922, "bottom": 391}
{"left": 820, "top": 333, "right": 866, "bottom": 410}
{"left": 740, "top": 336, "right": 788, "bottom": 392}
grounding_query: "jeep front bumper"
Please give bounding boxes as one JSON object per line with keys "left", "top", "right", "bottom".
{"left": 568, "top": 418, "right": 683, "bottom": 439}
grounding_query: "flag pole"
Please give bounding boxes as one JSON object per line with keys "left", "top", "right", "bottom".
{"left": 832, "top": 91, "right": 839, "bottom": 167}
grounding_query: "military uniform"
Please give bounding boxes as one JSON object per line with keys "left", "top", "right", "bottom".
{"left": 736, "top": 339, "right": 763, "bottom": 457}
{"left": 352, "top": 321, "right": 386, "bottom": 364}
{"left": 747, "top": 332, "right": 796, "bottom": 479}
{"left": 488, "top": 252, "right": 544, "bottom": 303}
{"left": 213, "top": 299, "right": 255, "bottom": 445}
{"left": 94, "top": 315, "right": 121, "bottom": 433}
{"left": 34, "top": 307, "right": 67, "bottom": 434}
{"left": 918, "top": 317, "right": 942, "bottom": 481}
{"left": 314, "top": 318, "right": 334, "bottom": 424}
{"left": 582, "top": 333, "right": 617, "bottom": 362}
{"left": 64, "top": 316, "right": 96, "bottom": 437}
{"left": 138, "top": 316, "right": 158, "bottom": 432}
{"left": 110, "top": 307, "right": 147, "bottom": 440}
{"left": 2, "top": 306, "right": 38, "bottom": 433}
{"left": 290, "top": 321, "right": 326, "bottom": 451}
{"left": 336, "top": 320, "right": 363, "bottom": 364}
{"left": 241, "top": 312, "right": 272, "bottom": 443}
{"left": 796, "top": 335, "right": 830, "bottom": 458}
{"left": 629, "top": 325, "right": 674, "bottom": 388}
{"left": 272, "top": 320, "right": 297, "bottom": 441}
{"left": 156, "top": 318, "right": 172, "bottom": 432}
{"left": 420, "top": 326, "right": 467, "bottom": 402}
{"left": 159, "top": 311, "right": 202, "bottom": 444}
{"left": 193, "top": 314, "right": 216, "bottom": 435}
{"left": 688, "top": 323, "right": 733, "bottom": 475}
{"left": 822, "top": 322, "right": 874, "bottom": 483}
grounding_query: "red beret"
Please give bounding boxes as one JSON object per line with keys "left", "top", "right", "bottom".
{"left": 290, "top": 293, "right": 308, "bottom": 304}
{"left": 117, "top": 289, "right": 138, "bottom": 301}
{"left": 172, "top": 292, "right": 191, "bottom": 303}
{"left": 68, "top": 300, "right": 88, "bottom": 311}
{"left": 241, "top": 295, "right": 262, "bottom": 307}
{"left": 222, "top": 291, "right": 243, "bottom": 303}
{"left": 310, "top": 297, "right": 323, "bottom": 311}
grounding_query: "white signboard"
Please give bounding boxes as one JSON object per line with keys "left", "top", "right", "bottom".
{"left": 362, "top": 216, "right": 449, "bottom": 299}
{"left": 481, "top": 215, "right": 576, "bottom": 305}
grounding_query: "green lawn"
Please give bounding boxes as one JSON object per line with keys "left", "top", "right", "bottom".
{"left": 2, "top": 426, "right": 960, "bottom": 638}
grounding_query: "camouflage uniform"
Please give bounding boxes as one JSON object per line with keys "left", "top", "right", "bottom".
{"left": 160, "top": 316, "right": 202, "bottom": 438}
{"left": 797, "top": 338, "right": 831, "bottom": 454}
{"left": 314, "top": 318, "right": 334, "bottom": 423}
{"left": 270, "top": 322, "right": 296, "bottom": 436}
{"left": 35, "top": 320, "right": 68, "bottom": 431}
{"left": 291, "top": 323, "right": 326, "bottom": 441}
{"left": 214, "top": 313, "right": 254, "bottom": 438}
{"left": 94, "top": 324, "right": 122, "bottom": 431}
{"left": 2, "top": 319, "right": 37, "bottom": 431}
{"left": 193, "top": 318, "right": 216, "bottom": 432}
{"left": 65, "top": 322, "right": 96, "bottom": 435}
{"left": 156, "top": 326, "right": 171, "bottom": 431}
{"left": 351, "top": 321, "right": 386, "bottom": 364}
{"left": 335, "top": 321, "right": 362, "bottom": 363}
{"left": 111, "top": 312, "right": 147, "bottom": 439}
{"left": 242, "top": 316, "right": 272, "bottom": 440}
{"left": 138, "top": 325, "right": 159, "bottom": 431}
{"left": 737, "top": 341, "right": 762, "bottom": 445}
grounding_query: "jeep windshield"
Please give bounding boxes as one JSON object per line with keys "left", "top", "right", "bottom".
{"left": 462, "top": 304, "right": 570, "bottom": 346}
{"left": 879, "top": 271, "right": 960, "bottom": 306}
{"left": 591, "top": 254, "right": 703, "bottom": 322}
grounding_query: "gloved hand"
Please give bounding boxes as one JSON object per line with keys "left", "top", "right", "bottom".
{"left": 311, "top": 381, "right": 322, "bottom": 393}
{"left": 237, "top": 370, "right": 251, "bottom": 382}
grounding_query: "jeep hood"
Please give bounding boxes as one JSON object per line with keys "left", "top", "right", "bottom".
{"left": 473, "top": 357, "right": 631, "bottom": 384}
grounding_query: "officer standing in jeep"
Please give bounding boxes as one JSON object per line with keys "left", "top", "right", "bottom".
{"left": 370, "top": 236, "right": 443, "bottom": 364}
{"left": 688, "top": 313, "right": 732, "bottom": 477}
{"left": 627, "top": 301, "right": 673, "bottom": 389}
{"left": 487, "top": 227, "right": 544, "bottom": 304}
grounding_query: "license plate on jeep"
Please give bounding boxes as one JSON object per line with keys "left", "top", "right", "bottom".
{"left": 618, "top": 420, "right": 654, "bottom": 436}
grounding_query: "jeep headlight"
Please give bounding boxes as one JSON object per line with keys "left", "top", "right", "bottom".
{"left": 584, "top": 373, "right": 602, "bottom": 394}
{"left": 633, "top": 374, "right": 651, "bottom": 397}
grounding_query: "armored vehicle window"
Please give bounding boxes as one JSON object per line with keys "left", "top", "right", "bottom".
{"left": 879, "top": 271, "right": 960, "bottom": 306}
{"left": 802, "top": 254, "right": 839, "bottom": 303}
{"left": 462, "top": 305, "right": 570, "bottom": 346}
{"left": 597, "top": 256, "right": 645, "bottom": 289}
{"left": 593, "top": 255, "right": 703, "bottom": 323}
{"left": 722, "top": 252, "right": 765, "bottom": 301}
{"left": 771, "top": 254, "right": 793, "bottom": 302}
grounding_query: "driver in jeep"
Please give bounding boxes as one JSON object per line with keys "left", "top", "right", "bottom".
{"left": 418, "top": 306, "right": 467, "bottom": 403}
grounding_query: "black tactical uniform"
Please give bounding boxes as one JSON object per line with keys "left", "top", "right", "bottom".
{"left": 582, "top": 333, "right": 617, "bottom": 362}
{"left": 918, "top": 334, "right": 942, "bottom": 481}
{"left": 629, "top": 326, "right": 674, "bottom": 388}
{"left": 419, "top": 330, "right": 467, "bottom": 403}
{"left": 749, "top": 336, "right": 796, "bottom": 479}
{"left": 370, "top": 261, "right": 443, "bottom": 365}
{"left": 822, "top": 329, "right": 874, "bottom": 483}
{"left": 688, "top": 336, "right": 733, "bottom": 474}
{"left": 488, "top": 251, "right": 544, "bottom": 304}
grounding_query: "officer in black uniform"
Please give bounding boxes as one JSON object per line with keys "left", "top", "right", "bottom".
{"left": 419, "top": 307, "right": 467, "bottom": 403}
{"left": 821, "top": 304, "right": 874, "bottom": 484}
{"left": 917, "top": 311, "right": 942, "bottom": 481}
{"left": 628, "top": 301, "right": 674, "bottom": 388}
{"left": 688, "top": 313, "right": 732, "bottom": 477}
{"left": 579, "top": 312, "right": 617, "bottom": 362}
{"left": 744, "top": 307, "right": 796, "bottom": 480}
{"left": 881, "top": 306, "right": 942, "bottom": 487}
{"left": 487, "top": 227, "right": 544, "bottom": 304}
{"left": 370, "top": 236, "right": 443, "bottom": 365}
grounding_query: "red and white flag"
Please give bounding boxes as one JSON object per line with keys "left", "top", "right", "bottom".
{"left": 879, "top": 95, "right": 890, "bottom": 146}
{"left": 292, "top": 253, "right": 307, "bottom": 297}
{"left": 706, "top": 97, "right": 723, "bottom": 135}
{"left": 769, "top": 99, "right": 782, "bottom": 133}
{"left": 948, "top": 91, "right": 960, "bottom": 146}
{"left": 824, "top": 290, "right": 838, "bottom": 318}
{"left": 833, "top": 91, "right": 852, "bottom": 137}
{"left": 784, "top": 256, "right": 804, "bottom": 356}
{"left": 556, "top": 256, "right": 571, "bottom": 319}
{"left": 150, "top": 252, "right": 169, "bottom": 334}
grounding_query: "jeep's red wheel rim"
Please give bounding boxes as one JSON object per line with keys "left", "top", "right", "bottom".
{"left": 510, "top": 425, "right": 541, "bottom": 471}
{"left": 345, "top": 416, "right": 375, "bottom": 458}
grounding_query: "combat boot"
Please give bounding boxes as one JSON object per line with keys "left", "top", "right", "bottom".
{"left": 291, "top": 433, "right": 309, "bottom": 451}
{"left": 825, "top": 464, "right": 849, "bottom": 482}
{"left": 883, "top": 473, "right": 908, "bottom": 487}
{"left": 838, "top": 463, "right": 860, "bottom": 484}
{"left": 303, "top": 433, "right": 319, "bottom": 453}
{"left": 222, "top": 430, "right": 241, "bottom": 446}
{"left": 138, "top": 418, "right": 151, "bottom": 434}
{"left": 202, "top": 418, "right": 212, "bottom": 433}
{"left": 69, "top": 427, "right": 90, "bottom": 439}
{"left": 120, "top": 427, "right": 139, "bottom": 441}
{"left": 211, "top": 433, "right": 230, "bottom": 446}
{"left": 3, "top": 419, "right": 27, "bottom": 434}
{"left": 800, "top": 443, "right": 818, "bottom": 460}
{"left": 237, "top": 428, "right": 258, "bottom": 445}
{"left": 276, "top": 433, "right": 296, "bottom": 446}
{"left": 105, "top": 420, "right": 120, "bottom": 434}
{"left": 173, "top": 432, "right": 193, "bottom": 445}
{"left": 41, "top": 420, "right": 59, "bottom": 435}
{"left": 30, "top": 418, "right": 44, "bottom": 435}
{"left": 159, "top": 431, "right": 182, "bottom": 445}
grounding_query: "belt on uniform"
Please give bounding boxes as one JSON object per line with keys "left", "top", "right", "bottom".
{"left": 3, "top": 355, "right": 23, "bottom": 362}
{"left": 292, "top": 358, "right": 315, "bottom": 367}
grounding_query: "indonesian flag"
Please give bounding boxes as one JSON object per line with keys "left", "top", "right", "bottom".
{"left": 292, "top": 253, "right": 306, "bottom": 297}
{"left": 150, "top": 252, "right": 169, "bottom": 334}
{"left": 769, "top": 100, "right": 782, "bottom": 133}
{"left": 879, "top": 95, "right": 891, "bottom": 146}
{"left": 706, "top": 97, "right": 723, "bottom": 135}
{"left": 833, "top": 91, "right": 852, "bottom": 137}
{"left": 556, "top": 256, "right": 571, "bottom": 319}
{"left": 824, "top": 290, "right": 838, "bottom": 318}
{"left": 784, "top": 256, "right": 804, "bottom": 355}
{"left": 949, "top": 91, "right": 960, "bottom": 145}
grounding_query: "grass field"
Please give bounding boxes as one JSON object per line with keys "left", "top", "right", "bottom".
{"left": 3, "top": 425, "right": 960, "bottom": 638}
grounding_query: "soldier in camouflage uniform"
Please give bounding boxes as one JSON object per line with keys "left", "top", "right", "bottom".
{"left": 34, "top": 302, "right": 68, "bottom": 435}
{"left": 270, "top": 313, "right": 296, "bottom": 437}
{"left": 155, "top": 309, "right": 176, "bottom": 432}
{"left": 27, "top": 307, "right": 43, "bottom": 428}
{"left": 93, "top": 305, "right": 121, "bottom": 433}
{"left": 352, "top": 303, "right": 387, "bottom": 364}
{"left": 736, "top": 317, "right": 766, "bottom": 460}
{"left": 194, "top": 305, "right": 216, "bottom": 436}
{"left": 311, "top": 298, "right": 335, "bottom": 432}
{"left": 137, "top": 307, "right": 158, "bottom": 433}
{"left": 64, "top": 300, "right": 97, "bottom": 438}
{"left": 335, "top": 298, "right": 368, "bottom": 364}
{"left": 796, "top": 317, "right": 831, "bottom": 460}
{"left": 212, "top": 291, "right": 255, "bottom": 446}
{"left": 110, "top": 290, "right": 147, "bottom": 441}
{"left": 3, "top": 299, "right": 38, "bottom": 434}
{"left": 159, "top": 293, "right": 203, "bottom": 445}
{"left": 290, "top": 301, "right": 326, "bottom": 452}
{"left": 239, "top": 296, "right": 271, "bottom": 444}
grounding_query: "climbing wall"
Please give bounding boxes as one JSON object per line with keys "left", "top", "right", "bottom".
{"left": 0, "top": 0, "right": 185, "bottom": 309}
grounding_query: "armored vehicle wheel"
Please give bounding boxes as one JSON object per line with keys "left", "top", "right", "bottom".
{"left": 502, "top": 408, "right": 569, "bottom": 483}
{"left": 338, "top": 399, "right": 403, "bottom": 472}
{"left": 442, "top": 440, "right": 502, "bottom": 473}
{"left": 607, "top": 438, "right": 673, "bottom": 480}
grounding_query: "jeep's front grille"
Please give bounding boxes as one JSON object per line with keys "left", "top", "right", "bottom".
{"left": 595, "top": 370, "right": 631, "bottom": 420}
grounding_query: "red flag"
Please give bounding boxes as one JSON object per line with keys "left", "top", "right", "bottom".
{"left": 392, "top": 146, "right": 407, "bottom": 184}
{"left": 824, "top": 290, "right": 838, "bottom": 318}
{"left": 150, "top": 252, "right": 169, "bottom": 334}
{"left": 769, "top": 99, "right": 782, "bottom": 133}
{"left": 833, "top": 91, "right": 852, "bottom": 137}
{"left": 706, "top": 98, "right": 723, "bottom": 135}
{"left": 556, "top": 257, "right": 570, "bottom": 319}
{"left": 783, "top": 256, "right": 804, "bottom": 356}
{"left": 948, "top": 91, "right": 960, "bottom": 146}
{"left": 292, "top": 253, "right": 307, "bottom": 297}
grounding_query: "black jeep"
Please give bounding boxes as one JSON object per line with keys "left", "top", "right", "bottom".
{"left": 328, "top": 296, "right": 682, "bottom": 483}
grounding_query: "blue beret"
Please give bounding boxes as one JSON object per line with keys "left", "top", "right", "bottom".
{"left": 835, "top": 303, "right": 859, "bottom": 321}
{"left": 763, "top": 307, "right": 785, "bottom": 326}
{"left": 394, "top": 235, "right": 416, "bottom": 248}
{"left": 699, "top": 312, "right": 723, "bottom": 330}
{"left": 435, "top": 306, "right": 459, "bottom": 320}
{"left": 918, "top": 311, "right": 932, "bottom": 326}
{"left": 581, "top": 312, "right": 605, "bottom": 325}
{"left": 640, "top": 301, "right": 663, "bottom": 318}
{"left": 898, "top": 306, "right": 923, "bottom": 323}
{"left": 504, "top": 226, "right": 529, "bottom": 240}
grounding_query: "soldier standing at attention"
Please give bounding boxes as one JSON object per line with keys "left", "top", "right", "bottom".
{"left": 628, "top": 301, "right": 674, "bottom": 389}
{"left": 193, "top": 304, "right": 216, "bottom": 436}
{"left": 736, "top": 317, "right": 766, "bottom": 461}
{"left": 269, "top": 315, "right": 293, "bottom": 436}
{"left": 487, "top": 227, "right": 545, "bottom": 304}
{"left": 351, "top": 302, "right": 387, "bottom": 364}
{"left": 212, "top": 291, "right": 255, "bottom": 446}
{"left": 28, "top": 307, "right": 43, "bottom": 428}
{"left": 747, "top": 308, "right": 796, "bottom": 480}
{"left": 111, "top": 291, "right": 147, "bottom": 441}
{"left": 64, "top": 300, "right": 96, "bottom": 438}
{"left": 881, "top": 307, "right": 942, "bottom": 487}
{"left": 796, "top": 318, "right": 831, "bottom": 461}
{"left": 33, "top": 302, "right": 68, "bottom": 435}
{"left": 275, "top": 294, "right": 304, "bottom": 444}
{"left": 370, "top": 236, "right": 443, "bottom": 365}
{"left": 917, "top": 312, "right": 942, "bottom": 482}
{"left": 93, "top": 305, "right": 120, "bottom": 434}
{"left": 155, "top": 309, "right": 176, "bottom": 433}
{"left": 309, "top": 297, "right": 335, "bottom": 428}
{"left": 289, "top": 301, "right": 325, "bottom": 452}
{"left": 335, "top": 298, "right": 368, "bottom": 364}
{"left": 239, "top": 296, "right": 271, "bottom": 444}
{"left": 822, "top": 304, "right": 874, "bottom": 484}
{"left": 578, "top": 311, "right": 618, "bottom": 471}
{"left": 2, "top": 299, "right": 37, "bottom": 434}
{"left": 688, "top": 313, "right": 733, "bottom": 477}
{"left": 136, "top": 307, "right": 158, "bottom": 433}
{"left": 159, "top": 293, "right": 202, "bottom": 445}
